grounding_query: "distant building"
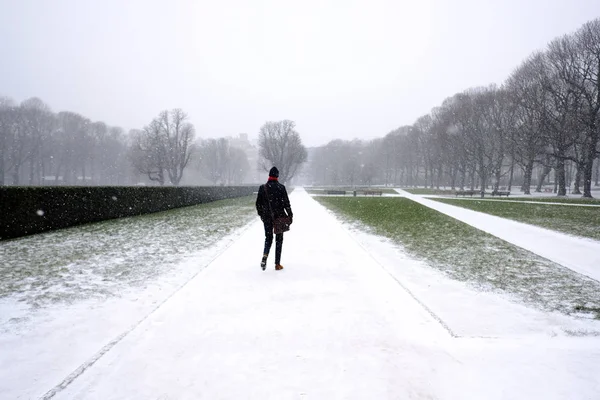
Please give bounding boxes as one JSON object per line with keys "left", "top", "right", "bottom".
{"left": 227, "top": 133, "right": 262, "bottom": 184}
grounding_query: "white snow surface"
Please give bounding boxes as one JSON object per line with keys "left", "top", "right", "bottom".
{"left": 396, "top": 189, "right": 600, "bottom": 282}
{"left": 422, "top": 196, "right": 600, "bottom": 207}
{"left": 3, "top": 189, "right": 600, "bottom": 399}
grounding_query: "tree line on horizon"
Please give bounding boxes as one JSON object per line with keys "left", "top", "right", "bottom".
{"left": 0, "top": 94, "right": 308, "bottom": 187}
{"left": 6, "top": 18, "right": 600, "bottom": 195}
{"left": 309, "top": 18, "right": 600, "bottom": 197}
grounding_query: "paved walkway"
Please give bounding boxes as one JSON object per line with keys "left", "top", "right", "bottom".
{"left": 396, "top": 189, "right": 600, "bottom": 282}
{"left": 47, "top": 189, "right": 600, "bottom": 400}
{"left": 423, "top": 196, "right": 600, "bottom": 207}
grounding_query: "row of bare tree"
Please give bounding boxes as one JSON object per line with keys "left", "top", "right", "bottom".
{"left": 193, "top": 138, "right": 251, "bottom": 185}
{"left": 0, "top": 97, "right": 131, "bottom": 186}
{"left": 132, "top": 118, "right": 308, "bottom": 185}
{"left": 1, "top": 95, "right": 308, "bottom": 186}
{"left": 310, "top": 18, "right": 600, "bottom": 197}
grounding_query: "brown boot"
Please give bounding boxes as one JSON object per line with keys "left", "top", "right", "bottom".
{"left": 275, "top": 264, "right": 284, "bottom": 271}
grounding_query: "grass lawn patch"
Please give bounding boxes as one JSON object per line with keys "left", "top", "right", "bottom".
{"left": 431, "top": 198, "right": 600, "bottom": 241}
{"left": 402, "top": 188, "right": 455, "bottom": 195}
{"left": 315, "top": 196, "right": 600, "bottom": 319}
{"left": 1, "top": 196, "right": 257, "bottom": 307}
{"left": 480, "top": 196, "right": 600, "bottom": 205}
{"left": 306, "top": 187, "right": 397, "bottom": 195}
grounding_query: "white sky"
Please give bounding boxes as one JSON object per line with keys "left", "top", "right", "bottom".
{"left": 1, "top": 0, "right": 599, "bottom": 147}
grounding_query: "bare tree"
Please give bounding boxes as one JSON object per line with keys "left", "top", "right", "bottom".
{"left": 129, "top": 122, "right": 166, "bottom": 185}
{"left": 157, "top": 109, "right": 196, "bottom": 186}
{"left": 568, "top": 19, "right": 600, "bottom": 197}
{"left": 258, "top": 120, "right": 307, "bottom": 183}
{"left": 544, "top": 37, "right": 584, "bottom": 195}
{"left": 0, "top": 97, "right": 17, "bottom": 185}
{"left": 226, "top": 146, "right": 250, "bottom": 184}
{"left": 54, "top": 111, "right": 90, "bottom": 185}
{"left": 506, "top": 53, "right": 549, "bottom": 194}
{"left": 198, "top": 138, "right": 222, "bottom": 184}
{"left": 129, "top": 109, "right": 195, "bottom": 186}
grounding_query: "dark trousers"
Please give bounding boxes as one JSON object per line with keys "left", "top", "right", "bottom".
{"left": 263, "top": 220, "right": 284, "bottom": 265}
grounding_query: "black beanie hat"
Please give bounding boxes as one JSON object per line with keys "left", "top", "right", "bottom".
{"left": 269, "top": 167, "right": 279, "bottom": 178}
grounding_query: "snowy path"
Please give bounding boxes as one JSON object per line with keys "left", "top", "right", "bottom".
{"left": 53, "top": 189, "right": 453, "bottom": 399}
{"left": 29, "top": 189, "right": 600, "bottom": 399}
{"left": 396, "top": 189, "right": 600, "bottom": 282}
{"left": 422, "top": 196, "right": 600, "bottom": 207}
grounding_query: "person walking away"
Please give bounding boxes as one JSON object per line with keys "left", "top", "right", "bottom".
{"left": 255, "top": 167, "right": 293, "bottom": 271}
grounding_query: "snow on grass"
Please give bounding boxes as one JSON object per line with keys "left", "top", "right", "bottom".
{"left": 0, "top": 196, "right": 258, "bottom": 400}
{"left": 0, "top": 196, "right": 257, "bottom": 311}
{"left": 305, "top": 187, "right": 398, "bottom": 194}
{"left": 490, "top": 196, "right": 600, "bottom": 205}
{"left": 402, "top": 188, "right": 456, "bottom": 195}
{"left": 315, "top": 197, "right": 600, "bottom": 320}
{"left": 431, "top": 198, "right": 600, "bottom": 241}
{"left": 441, "top": 196, "right": 600, "bottom": 206}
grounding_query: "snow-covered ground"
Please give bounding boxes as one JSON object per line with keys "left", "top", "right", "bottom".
{"left": 422, "top": 196, "right": 600, "bottom": 207}
{"left": 2, "top": 189, "right": 600, "bottom": 399}
{"left": 0, "top": 200, "right": 257, "bottom": 400}
{"left": 396, "top": 189, "right": 600, "bottom": 282}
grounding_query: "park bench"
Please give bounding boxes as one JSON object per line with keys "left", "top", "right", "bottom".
{"left": 455, "top": 190, "right": 476, "bottom": 197}
{"left": 491, "top": 190, "right": 510, "bottom": 197}
{"left": 326, "top": 190, "right": 346, "bottom": 195}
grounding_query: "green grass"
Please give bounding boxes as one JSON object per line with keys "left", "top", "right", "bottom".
{"left": 402, "top": 188, "right": 455, "bottom": 195}
{"left": 315, "top": 196, "right": 600, "bottom": 318}
{"left": 480, "top": 196, "right": 600, "bottom": 205}
{"left": 1, "top": 196, "right": 257, "bottom": 307}
{"left": 431, "top": 198, "right": 600, "bottom": 241}
{"left": 306, "top": 187, "right": 397, "bottom": 195}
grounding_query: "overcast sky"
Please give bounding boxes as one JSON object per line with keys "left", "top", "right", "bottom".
{"left": 1, "top": 0, "right": 599, "bottom": 147}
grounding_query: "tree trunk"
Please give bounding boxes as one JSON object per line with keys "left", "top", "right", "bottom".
{"left": 40, "top": 154, "right": 45, "bottom": 186}
{"left": 573, "top": 165, "right": 582, "bottom": 195}
{"left": 523, "top": 160, "right": 534, "bottom": 195}
{"left": 535, "top": 165, "right": 551, "bottom": 192}
{"left": 0, "top": 144, "right": 4, "bottom": 186}
{"left": 583, "top": 135, "right": 598, "bottom": 197}
{"left": 556, "top": 158, "right": 567, "bottom": 196}
{"left": 494, "top": 168, "right": 501, "bottom": 191}
{"left": 595, "top": 156, "right": 599, "bottom": 186}
{"left": 508, "top": 160, "right": 515, "bottom": 192}
{"left": 29, "top": 153, "right": 35, "bottom": 185}
{"left": 54, "top": 161, "right": 62, "bottom": 186}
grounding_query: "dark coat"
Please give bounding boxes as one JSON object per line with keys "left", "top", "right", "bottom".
{"left": 256, "top": 180, "right": 293, "bottom": 222}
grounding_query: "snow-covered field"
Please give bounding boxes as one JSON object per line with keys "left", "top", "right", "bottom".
{"left": 2, "top": 189, "right": 600, "bottom": 399}
{"left": 396, "top": 189, "right": 600, "bottom": 282}
{"left": 0, "top": 197, "right": 257, "bottom": 400}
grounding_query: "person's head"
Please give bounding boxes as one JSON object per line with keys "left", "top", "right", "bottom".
{"left": 269, "top": 167, "right": 279, "bottom": 178}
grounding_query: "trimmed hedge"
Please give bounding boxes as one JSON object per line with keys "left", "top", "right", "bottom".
{"left": 0, "top": 186, "right": 256, "bottom": 240}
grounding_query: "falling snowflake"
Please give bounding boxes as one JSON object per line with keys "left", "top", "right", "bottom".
{"left": 36, "top": 210, "right": 45, "bottom": 216}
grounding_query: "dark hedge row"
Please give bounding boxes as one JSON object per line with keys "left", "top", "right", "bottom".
{"left": 0, "top": 186, "right": 256, "bottom": 240}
